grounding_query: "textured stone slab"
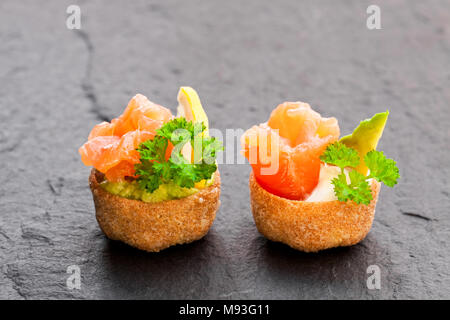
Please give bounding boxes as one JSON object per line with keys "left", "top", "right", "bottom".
{"left": 0, "top": 0, "right": 449, "bottom": 299}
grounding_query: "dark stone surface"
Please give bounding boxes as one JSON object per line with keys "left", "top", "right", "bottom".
{"left": 1, "top": 0, "right": 449, "bottom": 299}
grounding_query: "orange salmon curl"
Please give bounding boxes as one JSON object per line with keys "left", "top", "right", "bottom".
{"left": 241, "top": 102, "right": 340, "bottom": 200}
{"left": 79, "top": 94, "right": 173, "bottom": 182}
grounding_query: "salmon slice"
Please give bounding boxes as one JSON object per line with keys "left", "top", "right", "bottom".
{"left": 88, "top": 94, "right": 173, "bottom": 140}
{"left": 242, "top": 102, "right": 340, "bottom": 200}
{"left": 79, "top": 94, "right": 173, "bottom": 181}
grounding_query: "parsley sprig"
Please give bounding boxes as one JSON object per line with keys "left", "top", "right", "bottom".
{"left": 320, "top": 142, "right": 399, "bottom": 205}
{"left": 135, "top": 118, "right": 223, "bottom": 193}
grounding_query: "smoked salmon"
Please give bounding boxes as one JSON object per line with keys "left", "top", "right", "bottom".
{"left": 241, "top": 102, "right": 340, "bottom": 200}
{"left": 79, "top": 94, "right": 173, "bottom": 182}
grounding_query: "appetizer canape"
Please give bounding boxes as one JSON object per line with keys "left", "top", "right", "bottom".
{"left": 79, "top": 87, "right": 223, "bottom": 252}
{"left": 241, "top": 102, "right": 399, "bottom": 252}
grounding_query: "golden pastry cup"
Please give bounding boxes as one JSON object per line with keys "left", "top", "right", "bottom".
{"left": 249, "top": 172, "right": 380, "bottom": 252}
{"left": 89, "top": 169, "right": 221, "bottom": 252}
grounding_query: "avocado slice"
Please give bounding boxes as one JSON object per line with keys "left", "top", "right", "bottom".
{"left": 339, "top": 110, "right": 389, "bottom": 175}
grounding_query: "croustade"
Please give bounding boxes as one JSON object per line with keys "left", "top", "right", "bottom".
{"left": 249, "top": 172, "right": 380, "bottom": 252}
{"left": 89, "top": 169, "right": 221, "bottom": 252}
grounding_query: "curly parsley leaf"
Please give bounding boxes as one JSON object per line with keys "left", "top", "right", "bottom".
{"left": 135, "top": 118, "right": 223, "bottom": 193}
{"left": 321, "top": 142, "right": 399, "bottom": 205}
{"left": 331, "top": 172, "right": 352, "bottom": 202}
{"left": 347, "top": 170, "right": 373, "bottom": 205}
{"left": 320, "top": 142, "right": 360, "bottom": 169}
{"left": 365, "top": 150, "right": 400, "bottom": 187}
{"left": 331, "top": 171, "right": 372, "bottom": 205}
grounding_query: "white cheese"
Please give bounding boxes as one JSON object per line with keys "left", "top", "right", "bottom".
{"left": 305, "top": 164, "right": 349, "bottom": 202}
{"left": 306, "top": 164, "right": 373, "bottom": 202}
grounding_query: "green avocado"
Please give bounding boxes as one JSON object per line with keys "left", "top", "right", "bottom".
{"left": 339, "top": 110, "right": 389, "bottom": 175}
{"left": 100, "top": 176, "right": 214, "bottom": 203}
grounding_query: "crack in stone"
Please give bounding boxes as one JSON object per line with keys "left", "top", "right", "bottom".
{"left": 219, "top": 289, "right": 253, "bottom": 298}
{"left": 20, "top": 223, "right": 53, "bottom": 245}
{"left": 4, "top": 264, "right": 27, "bottom": 300}
{"left": 47, "top": 177, "right": 64, "bottom": 196}
{"left": 75, "top": 30, "right": 110, "bottom": 122}
{"left": 401, "top": 211, "right": 434, "bottom": 221}
{"left": 43, "top": 210, "right": 51, "bottom": 222}
{"left": 375, "top": 219, "right": 392, "bottom": 229}
{"left": 0, "top": 227, "right": 13, "bottom": 243}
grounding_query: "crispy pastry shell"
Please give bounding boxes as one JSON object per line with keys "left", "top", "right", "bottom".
{"left": 89, "top": 169, "right": 221, "bottom": 252}
{"left": 249, "top": 172, "right": 380, "bottom": 252}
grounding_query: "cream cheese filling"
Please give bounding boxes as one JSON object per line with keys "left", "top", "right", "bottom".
{"left": 306, "top": 164, "right": 373, "bottom": 202}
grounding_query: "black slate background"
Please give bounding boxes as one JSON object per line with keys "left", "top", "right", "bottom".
{"left": 1, "top": 0, "right": 449, "bottom": 299}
